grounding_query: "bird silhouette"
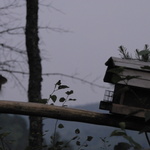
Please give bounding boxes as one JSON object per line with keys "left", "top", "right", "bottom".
{"left": 0, "top": 75, "right": 7, "bottom": 90}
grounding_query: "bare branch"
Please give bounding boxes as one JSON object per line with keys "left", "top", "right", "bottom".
{"left": 43, "top": 72, "right": 107, "bottom": 89}
{"left": 0, "top": 69, "right": 28, "bottom": 75}
{"left": 11, "top": 72, "right": 27, "bottom": 92}
{"left": 0, "top": 0, "right": 19, "bottom": 10}
{"left": 0, "top": 69, "right": 107, "bottom": 89}
{"left": 39, "top": 0, "right": 66, "bottom": 15}
{"left": 39, "top": 26, "right": 72, "bottom": 33}
{"left": 0, "top": 26, "right": 24, "bottom": 35}
{"left": 0, "top": 43, "right": 26, "bottom": 54}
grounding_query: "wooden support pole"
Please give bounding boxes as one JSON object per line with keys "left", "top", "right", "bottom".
{"left": 0, "top": 100, "right": 147, "bottom": 131}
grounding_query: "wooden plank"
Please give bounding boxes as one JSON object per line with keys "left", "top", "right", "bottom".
{"left": 118, "top": 78, "right": 150, "bottom": 89}
{"left": 118, "top": 68, "right": 150, "bottom": 88}
{"left": 112, "top": 57, "right": 150, "bottom": 67}
{"left": 105, "top": 57, "right": 150, "bottom": 88}
{"left": 110, "top": 57, "right": 150, "bottom": 72}
{"left": 111, "top": 103, "right": 150, "bottom": 118}
{"left": 122, "top": 69, "right": 150, "bottom": 80}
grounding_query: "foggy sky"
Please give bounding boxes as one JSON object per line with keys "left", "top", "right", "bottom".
{"left": 2, "top": 1, "right": 150, "bottom": 107}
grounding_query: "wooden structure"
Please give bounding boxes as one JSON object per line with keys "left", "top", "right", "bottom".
{"left": 100, "top": 57, "right": 150, "bottom": 118}
{"left": 0, "top": 100, "right": 147, "bottom": 131}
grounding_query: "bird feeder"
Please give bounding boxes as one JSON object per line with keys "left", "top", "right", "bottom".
{"left": 100, "top": 57, "right": 150, "bottom": 118}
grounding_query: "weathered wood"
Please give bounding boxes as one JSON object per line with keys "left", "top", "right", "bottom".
{"left": 109, "top": 57, "right": 150, "bottom": 71}
{"left": 111, "top": 103, "right": 150, "bottom": 118}
{"left": 104, "top": 57, "right": 150, "bottom": 88}
{"left": 119, "top": 68, "right": 150, "bottom": 88}
{"left": 0, "top": 100, "right": 147, "bottom": 132}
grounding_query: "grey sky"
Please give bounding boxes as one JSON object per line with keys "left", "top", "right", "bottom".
{"left": 2, "top": 1, "right": 150, "bottom": 106}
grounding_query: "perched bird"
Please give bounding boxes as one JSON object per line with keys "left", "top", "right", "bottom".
{"left": 0, "top": 75, "right": 7, "bottom": 90}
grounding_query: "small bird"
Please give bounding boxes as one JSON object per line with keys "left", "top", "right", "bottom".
{"left": 0, "top": 75, "right": 7, "bottom": 90}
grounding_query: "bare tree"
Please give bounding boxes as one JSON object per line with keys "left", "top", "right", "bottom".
{"left": 0, "top": 1, "right": 104, "bottom": 149}
{"left": 25, "top": 0, "right": 43, "bottom": 149}
{"left": 0, "top": 0, "right": 43, "bottom": 149}
{"left": 0, "top": 0, "right": 27, "bottom": 90}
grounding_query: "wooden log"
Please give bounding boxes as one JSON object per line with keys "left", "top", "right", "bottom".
{"left": 0, "top": 100, "right": 147, "bottom": 131}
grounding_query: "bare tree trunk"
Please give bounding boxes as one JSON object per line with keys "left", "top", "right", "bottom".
{"left": 25, "top": 0, "right": 43, "bottom": 149}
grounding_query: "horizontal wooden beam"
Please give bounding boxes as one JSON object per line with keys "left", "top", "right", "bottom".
{"left": 0, "top": 100, "right": 147, "bottom": 131}
{"left": 111, "top": 103, "right": 149, "bottom": 118}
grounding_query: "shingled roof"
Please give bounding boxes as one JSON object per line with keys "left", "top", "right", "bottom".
{"left": 104, "top": 57, "right": 150, "bottom": 89}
